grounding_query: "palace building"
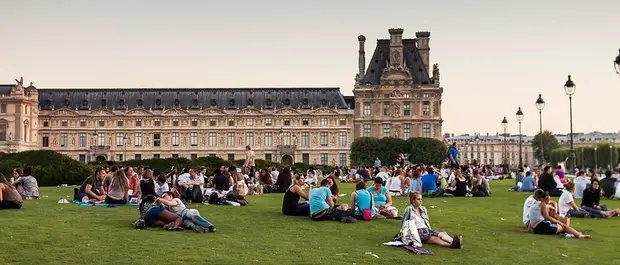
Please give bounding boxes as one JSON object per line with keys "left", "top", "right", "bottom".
{"left": 0, "top": 28, "right": 443, "bottom": 166}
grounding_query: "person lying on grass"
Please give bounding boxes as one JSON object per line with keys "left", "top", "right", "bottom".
{"left": 397, "top": 192, "right": 462, "bottom": 249}
{"left": 136, "top": 194, "right": 183, "bottom": 231}
{"left": 156, "top": 191, "right": 216, "bottom": 233}
{"left": 525, "top": 191, "right": 591, "bottom": 239}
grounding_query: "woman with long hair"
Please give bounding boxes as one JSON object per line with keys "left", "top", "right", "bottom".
{"left": 105, "top": 170, "right": 129, "bottom": 204}
{"left": 526, "top": 191, "right": 591, "bottom": 238}
{"left": 276, "top": 167, "right": 292, "bottom": 193}
{"left": 0, "top": 173, "right": 23, "bottom": 209}
{"left": 138, "top": 169, "right": 157, "bottom": 199}
{"left": 581, "top": 179, "right": 620, "bottom": 218}
{"left": 281, "top": 173, "right": 312, "bottom": 216}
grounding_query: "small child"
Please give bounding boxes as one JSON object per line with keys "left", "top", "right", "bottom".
{"left": 155, "top": 174, "right": 169, "bottom": 197}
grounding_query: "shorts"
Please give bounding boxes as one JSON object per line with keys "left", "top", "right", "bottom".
{"left": 533, "top": 220, "right": 558, "bottom": 235}
{"left": 418, "top": 228, "right": 440, "bottom": 242}
{"left": 311, "top": 208, "right": 334, "bottom": 221}
{"left": 144, "top": 207, "right": 165, "bottom": 226}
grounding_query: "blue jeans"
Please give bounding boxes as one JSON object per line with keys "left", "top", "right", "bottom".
{"left": 567, "top": 209, "right": 589, "bottom": 218}
{"left": 581, "top": 205, "right": 610, "bottom": 218}
{"left": 184, "top": 209, "right": 213, "bottom": 228}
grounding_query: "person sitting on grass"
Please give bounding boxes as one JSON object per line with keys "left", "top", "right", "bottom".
{"left": 104, "top": 170, "right": 129, "bottom": 204}
{"left": 156, "top": 192, "right": 216, "bottom": 233}
{"left": 420, "top": 167, "right": 442, "bottom": 197}
{"left": 368, "top": 177, "right": 399, "bottom": 218}
{"left": 581, "top": 179, "right": 620, "bottom": 218}
{"left": 309, "top": 179, "right": 356, "bottom": 223}
{"left": 525, "top": 191, "right": 591, "bottom": 239}
{"left": 518, "top": 171, "right": 536, "bottom": 192}
{"left": 398, "top": 192, "right": 462, "bottom": 248}
{"left": 137, "top": 169, "right": 157, "bottom": 200}
{"left": 76, "top": 167, "right": 107, "bottom": 202}
{"left": 12, "top": 167, "right": 39, "bottom": 200}
{"left": 282, "top": 174, "right": 312, "bottom": 216}
{"left": 350, "top": 182, "right": 376, "bottom": 220}
{"left": 523, "top": 189, "right": 543, "bottom": 228}
{"left": 0, "top": 173, "right": 23, "bottom": 210}
{"left": 558, "top": 182, "right": 590, "bottom": 225}
{"left": 178, "top": 168, "right": 205, "bottom": 203}
{"left": 155, "top": 174, "right": 169, "bottom": 197}
{"left": 135, "top": 194, "right": 183, "bottom": 231}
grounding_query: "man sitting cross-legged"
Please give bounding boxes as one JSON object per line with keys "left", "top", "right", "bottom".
{"left": 177, "top": 168, "right": 205, "bottom": 203}
{"left": 157, "top": 191, "right": 216, "bottom": 233}
{"left": 309, "top": 179, "right": 357, "bottom": 223}
{"left": 76, "top": 167, "right": 107, "bottom": 202}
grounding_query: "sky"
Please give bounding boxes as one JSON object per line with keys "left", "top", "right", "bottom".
{"left": 1, "top": 0, "right": 620, "bottom": 136}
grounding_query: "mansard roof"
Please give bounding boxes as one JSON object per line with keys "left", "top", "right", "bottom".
{"left": 361, "top": 39, "right": 431, "bottom": 85}
{"left": 0, "top": 85, "right": 14, "bottom": 95}
{"left": 37, "top": 87, "right": 349, "bottom": 111}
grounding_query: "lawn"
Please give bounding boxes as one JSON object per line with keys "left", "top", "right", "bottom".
{"left": 1, "top": 180, "right": 619, "bottom": 265}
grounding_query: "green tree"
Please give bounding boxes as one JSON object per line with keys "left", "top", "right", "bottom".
{"left": 350, "top": 137, "right": 407, "bottom": 167}
{"left": 406, "top": 137, "right": 447, "bottom": 165}
{"left": 532, "top": 130, "right": 559, "bottom": 163}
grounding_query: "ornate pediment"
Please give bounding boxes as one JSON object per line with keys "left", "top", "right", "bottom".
{"left": 162, "top": 108, "right": 190, "bottom": 116}
{"left": 310, "top": 107, "right": 338, "bottom": 115}
{"left": 89, "top": 108, "right": 116, "bottom": 116}
{"left": 274, "top": 108, "right": 301, "bottom": 115}
{"left": 50, "top": 108, "right": 80, "bottom": 116}
{"left": 236, "top": 108, "right": 264, "bottom": 115}
{"left": 199, "top": 108, "right": 226, "bottom": 115}
{"left": 125, "top": 108, "right": 153, "bottom": 116}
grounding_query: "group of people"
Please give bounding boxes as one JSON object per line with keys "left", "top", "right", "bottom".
{"left": 0, "top": 167, "right": 40, "bottom": 210}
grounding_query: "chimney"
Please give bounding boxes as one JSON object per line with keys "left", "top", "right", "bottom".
{"left": 388, "top": 28, "right": 404, "bottom": 67}
{"left": 357, "top": 35, "right": 366, "bottom": 82}
{"left": 415, "top": 31, "right": 431, "bottom": 73}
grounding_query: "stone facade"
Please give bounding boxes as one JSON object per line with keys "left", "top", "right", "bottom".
{"left": 352, "top": 29, "right": 443, "bottom": 140}
{"left": 446, "top": 134, "right": 537, "bottom": 167}
{"left": 0, "top": 79, "right": 40, "bottom": 153}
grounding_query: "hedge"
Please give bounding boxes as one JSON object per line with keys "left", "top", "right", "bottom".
{"left": 350, "top": 137, "right": 446, "bottom": 167}
{"left": 551, "top": 144, "right": 618, "bottom": 169}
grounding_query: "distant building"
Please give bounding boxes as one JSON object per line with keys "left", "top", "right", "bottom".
{"left": 445, "top": 133, "right": 536, "bottom": 167}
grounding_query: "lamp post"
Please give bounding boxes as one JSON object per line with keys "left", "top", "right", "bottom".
{"left": 516, "top": 107, "right": 524, "bottom": 167}
{"left": 502, "top": 116, "right": 508, "bottom": 168}
{"left": 614, "top": 49, "right": 620, "bottom": 74}
{"left": 609, "top": 143, "right": 613, "bottom": 170}
{"left": 92, "top": 131, "right": 98, "bottom": 163}
{"left": 464, "top": 141, "right": 470, "bottom": 165}
{"left": 594, "top": 146, "right": 598, "bottom": 170}
{"left": 278, "top": 127, "right": 283, "bottom": 163}
{"left": 475, "top": 135, "right": 480, "bottom": 165}
{"left": 536, "top": 94, "right": 545, "bottom": 164}
{"left": 564, "top": 75, "right": 576, "bottom": 173}
{"left": 123, "top": 134, "right": 128, "bottom": 162}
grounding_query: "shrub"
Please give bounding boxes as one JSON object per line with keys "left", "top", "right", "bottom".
{"left": 407, "top": 137, "right": 447, "bottom": 165}
{"left": 0, "top": 150, "right": 93, "bottom": 186}
{"left": 350, "top": 137, "right": 408, "bottom": 167}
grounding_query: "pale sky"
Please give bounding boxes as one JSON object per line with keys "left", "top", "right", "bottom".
{"left": 1, "top": 0, "right": 619, "bottom": 136}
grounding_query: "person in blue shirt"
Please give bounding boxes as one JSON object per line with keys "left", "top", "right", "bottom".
{"left": 519, "top": 171, "right": 536, "bottom": 192}
{"left": 309, "top": 179, "right": 357, "bottom": 223}
{"left": 447, "top": 142, "right": 459, "bottom": 169}
{"left": 349, "top": 182, "right": 376, "bottom": 220}
{"left": 421, "top": 167, "right": 442, "bottom": 196}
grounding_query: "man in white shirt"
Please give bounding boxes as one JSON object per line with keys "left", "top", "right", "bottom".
{"left": 271, "top": 167, "right": 280, "bottom": 183}
{"left": 375, "top": 167, "right": 389, "bottom": 184}
{"left": 523, "top": 190, "right": 544, "bottom": 227}
{"left": 178, "top": 168, "right": 204, "bottom": 203}
{"left": 573, "top": 173, "right": 590, "bottom": 199}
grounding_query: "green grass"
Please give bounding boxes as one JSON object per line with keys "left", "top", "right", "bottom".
{"left": 1, "top": 180, "right": 619, "bottom": 265}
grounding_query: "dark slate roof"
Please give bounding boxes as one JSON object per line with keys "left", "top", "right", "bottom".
{"left": 343, "top": 96, "right": 355, "bottom": 109}
{"left": 361, "top": 39, "right": 431, "bottom": 85}
{"left": 37, "top": 87, "right": 349, "bottom": 111}
{"left": 0, "top": 85, "right": 13, "bottom": 95}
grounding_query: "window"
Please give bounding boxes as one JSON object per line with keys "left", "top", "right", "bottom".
{"left": 0, "top": 104, "right": 5, "bottom": 113}
{"left": 116, "top": 133, "right": 125, "bottom": 146}
{"left": 191, "top": 119, "right": 198, "bottom": 127}
{"left": 363, "top": 124, "right": 371, "bottom": 137}
{"left": 433, "top": 102, "right": 439, "bottom": 116}
{"left": 79, "top": 154, "right": 86, "bottom": 163}
{"left": 403, "top": 102, "right": 411, "bottom": 116}
{"left": 404, "top": 93, "right": 410, "bottom": 98}
{"left": 320, "top": 118, "right": 328, "bottom": 127}
{"left": 404, "top": 124, "right": 411, "bottom": 139}
{"left": 80, "top": 120, "right": 87, "bottom": 127}
{"left": 320, "top": 132, "right": 328, "bottom": 146}
{"left": 116, "top": 154, "right": 124, "bottom": 161}
{"left": 209, "top": 119, "right": 216, "bottom": 126}
{"left": 228, "top": 119, "right": 235, "bottom": 126}
{"left": 339, "top": 131, "right": 347, "bottom": 147}
{"left": 172, "top": 119, "right": 179, "bottom": 127}
{"left": 60, "top": 133, "right": 68, "bottom": 147}
{"left": 383, "top": 103, "right": 389, "bottom": 116}
{"left": 135, "top": 120, "right": 142, "bottom": 127}
{"left": 153, "top": 133, "right": 161, "bottom": 146}
{"left": 363, "top": 103, "right": 371, "bottom": 116}
{"left": 423, "top": 124, "right": 431, "bottom": 138}
{"left": 153, "top": 154, "right": 160, "bottom": 158}
{"left": 227, "top": 153, "right": 235, "bottom": 161}
{"left": 41, "top": 133, "right": 49, "bottom": 147}
{"left": 264, "top": 132, "right": 273, "bottom": 146}
{"left": 98, "top": 120, "right": 105, "bottom": 127}
{"left": 302, "top": 119, "right": 309, "bottom": 126}
{"left": 135, "top": 133, "right": 142, "bottom": 146}
{"left": 209, "top": 132, "right": 217, "bottom": 146}
{"left": 43, "top": 120, "right": 49, "bottom": 127}
{"left": 98, "top": 133, "right": 105, "bottom": 146}
{"left": 265, "top": 118, "right": 272, "bottom": 126}
{"left": 79, "top": 133, "right": 87, "bottom": 147}
{"left": 383, "top": 124, "right": 391, "bottom": 138}
{"left": 423, "top": 101, "right": 430, "bottom": 116}
{"left": 135, "top": 154, "right": 142, "bottom": 160}
{"left": 172, "top": 132, "right": 180, "bottom": 146}
{"left": 320, "top": 154, "right": 328, "bottom": 165}
{"left": 246, "top": 119, "right": 254, "bottom": 126}
{"left": 209, "top": 154, "right": 216, "bottom": 157}
{"left": 172, "top": 154, "right": 179, "bottom": 158}
{"left": 265, "top": 154, "right": 272, "bottom": 161}
{"left": 301, "top": 132, "right": 309, "bottom": 146}
{"left": 339, "top": 153, "right": 347, "bottom": 168}
{"left": 154, "top": 120, "right": 161, "bottom": 127}
{"left": 190, "top": 132, "right": 198, "bottom": 146}
{"left": 283, "top": 132, "right": 292, "bottom": 145}
{"left": 302, "top": 153, "right": 310, "bottom": 164}
{"left": 284, "top": 119, "right": 291, "bottom": 126}
{"left": 246, "top": 132, "right": 254, "bottom": 146}
{"left": 227, "top": 132, "right": 235, "bottom": 146}
{"left": 191, "top": 154, "right": 198, "bottom": 160}
{"left": 61, "top": 120, "right": 68, "bottom": 127}
{"left": 117, "top": 120, "right": 124, "bottom": 127}
{"left": 339, "top": 119, "right": 346, "bottom": 126}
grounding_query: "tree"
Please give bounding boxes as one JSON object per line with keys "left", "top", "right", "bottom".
{"left": 406, "top": 137, "right": 447, "bottom": 165}
{"left": 350, "top": 137, "right": 408, "bottom": 167}
{"left": 532, "top": 130, "right": 559, "bottom": 163}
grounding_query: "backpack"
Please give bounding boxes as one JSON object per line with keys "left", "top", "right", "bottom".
{"left": 226, "top": 191, "right": 249, "bottom": 206}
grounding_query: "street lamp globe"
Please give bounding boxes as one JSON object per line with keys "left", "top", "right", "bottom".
{"left": 501, "top": 116, "right": 508, "bottom": 129}
{"left": 564, "top": 75, "right": 576, "bottom": 95}
{"left": 516, "top": 107, "right": 524, "bottom": 121}
{"left": 614, "top": 49, "right": 620, "bottom": 74}
{"left": 536, "top": 94, "right": 545, "bottom": 111}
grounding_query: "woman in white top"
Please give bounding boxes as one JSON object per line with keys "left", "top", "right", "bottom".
{"left": 105, "top": 170, "right": 129, "bottom": 204}
{"left": 386, "top": 169, "right": 404, "bottom": 196}
{"left": 558, "top": 182, "right": 590, "bottom": 226}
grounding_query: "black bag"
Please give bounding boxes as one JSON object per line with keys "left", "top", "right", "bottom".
{"left": 208, "top": 192, "right": 220, "bottom": 205}
{"left": 226, "top": 191, "right": 248, "bottom": 206}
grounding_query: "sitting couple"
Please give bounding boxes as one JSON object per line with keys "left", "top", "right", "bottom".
{"left": 523, "top": 189, "right": 590, "bottom": 238}
{"left": 349, "top": 178, "right": 399, "bottom": 220}
{"left": 135, "top": 193, "right": 216, "bottom": 233}
{"left": 308, "top": 179, "right": 357, "bottom": 223}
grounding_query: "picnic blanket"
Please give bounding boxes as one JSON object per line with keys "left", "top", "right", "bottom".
{"left": 72, "top": 200, "right": 138, "bottom": 207}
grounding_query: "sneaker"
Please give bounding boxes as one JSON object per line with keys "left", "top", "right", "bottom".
{"left": 206, "top": 225, "right": 217, "bottom": 233}
{"left": 450, "top": 235, "right": 462, "bottom": 249}
{"left": 341, "top": 216, "right": 357, "bottom": 223}
{"left": 373, "top": 214, "right": 387, "bottom": 220}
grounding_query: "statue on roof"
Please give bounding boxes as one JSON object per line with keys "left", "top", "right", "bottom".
{"left": 432, "top": 64, "right": 440, "bottom": 84}
{"left": 13, "top": 77, "right": 24, "bottom": 92}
